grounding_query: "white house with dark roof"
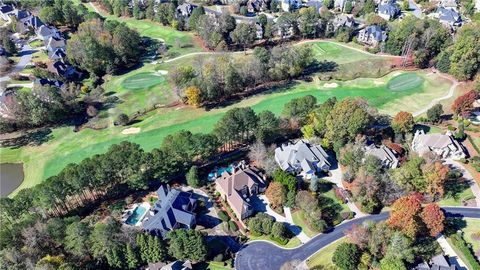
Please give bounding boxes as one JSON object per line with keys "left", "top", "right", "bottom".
{"left": 275, "top": 139, "right": 331, "bottom": 179}
{"left": 37, "top": 25, "right": 61, "bottom": 42}
{"left": 412, "top": 130, "right": 466, "bottom": 160}
{"left": 0, "top": 3, "right": 15, "bottom": 21}
{"left": 365, "top": 144, "right": 399, "bottom": 168}
{"left": 357, "top": 25, "right": 387, "bottom": 47}
{"left": 142, "top": 185, "right": 197, "bottom": 238}
{"left": 45, "top": 36, "right": 66, "bottom": 53}
{"left": 280, "top": 0, "right": 302, "bottom": 12}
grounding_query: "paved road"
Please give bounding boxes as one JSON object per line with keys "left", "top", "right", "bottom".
{"left": 234, "top": 207, "right": 480, "bottom": 270}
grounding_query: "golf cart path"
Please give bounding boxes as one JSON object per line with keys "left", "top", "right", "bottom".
{"left": 412, "top": 71, "right": 459, "bottom": 117}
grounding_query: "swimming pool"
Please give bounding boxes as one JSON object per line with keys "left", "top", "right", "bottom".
{"left": 208, "top": 165, "right": 234, "bottom": 181}
{"left": 125, "top": 205, "right": 148, "bottom": 226}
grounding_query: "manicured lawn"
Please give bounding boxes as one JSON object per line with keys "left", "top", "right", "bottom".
{"left": 387, "top": 73, "right": 424, "bottom": 91}
{"left": 29, "top": 40, "right": 43, "bottom": 48}
{"left": 306, "top": 238, "right": 346, "bottom": 269}
{"left": 438, "top": 186, "right": 474, "bottom": 207}
{"left": 249, "top": 234, "right": 302, "bottom": 248}
{"left": 291, "top": 210, "right": 319, "bottom": 238}
{"left": 463, "top": 218, "right": 480, "bottom": 254}
{"left": 204, "top": 261, "right": 233, "bottom": 270}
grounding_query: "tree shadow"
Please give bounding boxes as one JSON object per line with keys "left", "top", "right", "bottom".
{"left": 0, "top": 128, "right": 52, "bottom": 148}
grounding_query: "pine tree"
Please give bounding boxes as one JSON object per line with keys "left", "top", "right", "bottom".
{"left": 186, "top": 166, "right": 201, "bottom": 188}
{"left": 136, "top": 233, "right": 148, "bottom": 263}
{"left": 125, "top": 243, "right": 140, "bottom": 269}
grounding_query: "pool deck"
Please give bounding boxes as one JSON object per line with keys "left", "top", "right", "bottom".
{"left": 123, "top": 202, "right": 151, "bottom": 226}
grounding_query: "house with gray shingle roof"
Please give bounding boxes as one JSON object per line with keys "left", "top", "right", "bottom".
{"left": 176, "top": 3, "right": 194, "bottom": 18}
{"left": 45, "top": 36, "right": 66, "bottom": 53}
{"left": 414, "top": 254, "right": 456, "bottom": 270}
{"left": 332, "top": 14, "right": 356, "bottom": 31}
{"left": 215, "top": 165, "right": 266, "bottom": 220}
{"left": 365, "top": 144, "right": 399, "bottom": 168}
{"left": 275, "top": 139, "right": 331, "bottom": 179}
{"left": 357, "top": 25, "right": 387, "bottom": 47}
{"left": 142, "top": 185, "right": 198, "bottom": 238}
{"left": 377, "top": 1, "right": 400, "bottom": 20}
{"left": 412, "top": 130, "right": 466, "bottom": 160}
{"left": 305, "top": 0, "right": 324, "bottom": 13}
{"left": 37, "top": 25, "right": 61, "bottom": 42}
{"left": 435, "top": 7, "right": 461, "bottom": 28}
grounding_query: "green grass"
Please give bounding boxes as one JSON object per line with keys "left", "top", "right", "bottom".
{"left": 438, "top": 187, "right": 474, "bottom": 207}
{"left": 249, "top": 235, "right": 301, "bottom": 248}
{"left": 447, "top": 234, "right": 480, "bottom": 270}
{"left": 88, "top": 3, "right": 202, "bottom": 57}
{"left": 204, "top": 261, "right": 233, "bottom": 270}
{"left": 121, "top": 72, "right": 166, "bottom": 90}
{"left": 306, "top": 237, "right": 346, "bottom": 269}
{"left": 463, "top": 218, "right": 480, "bottom": 254}
{"left": 387, "top": 73, "right": 424, "bottom": 92}
{"left": 0, "top": 41, "right": 454, "bottom": 196}
{"left": 291, "top": 210, "right": 319, "bottom": 238}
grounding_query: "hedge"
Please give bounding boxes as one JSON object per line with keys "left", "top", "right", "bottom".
{"left": 228, "top": 220, "right": 238, "bottom": 231}
{"left": 218, "top": 210, "right": 230, "bottom": 222}
{"left": 450, "top": 233, "right": 480, "bottom": 270}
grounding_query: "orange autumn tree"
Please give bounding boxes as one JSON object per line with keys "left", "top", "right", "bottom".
{"left": 265, "top": 182, "right": 286, "bottom": 209}
{"left": 185, "top": 86, "right": 201, "bottom": 107}
{"left": 423, "top": 161, "right": 450, "bottom": 199}
{"left": 392, "top": 111, "right": 414, "bottom": 135}
{"left": 388, "top": 194, "right": 445, "bottom": 238}
{"left": 387, "top": 194, "right": 423, "bottom": 238}
{"left": 451, "top": 90, "right": 478, "bottom": 116}
{"left": 421, "top": 203, "right": 445, "bottom": 237}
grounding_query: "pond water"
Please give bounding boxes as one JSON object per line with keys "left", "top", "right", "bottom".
{"left": 0, "top": 163, "right": 24, "bottom": 197}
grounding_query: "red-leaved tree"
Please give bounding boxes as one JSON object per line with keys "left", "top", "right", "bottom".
{"left": 421, "top": 203, "right": 445, "bottom": 237}
{"left": 387, "top": 194, "right": 423, "bottom": 238}
{"left": 451, "top": 90, "right": 479, "bottom": 116}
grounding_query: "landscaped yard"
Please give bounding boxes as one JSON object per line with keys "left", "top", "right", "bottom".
{"left": 306, "top": 238, "right": 346, "bottom": 269}
{"left": 0, "top": 40, "right": 456, "bottom": 197}
{"left": 438, "top": 187, "right": 475, "bottom": 207}
{"left": 463, "top": 218, "right": 480, "bottom": 254}
{"left": 291, "top": 210, "right": 319, "bottom": 238}
{"left": 249, "top": 234, "right": 302, "bottom": 248}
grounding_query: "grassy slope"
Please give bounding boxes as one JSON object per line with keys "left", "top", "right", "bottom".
{"left": 291, "top": 210, "right": 319, "bottom": 238}
{"left": 0, "top": 42, "right": 453, "bottom": 196}
{"left": 463, "top": 218, "right": 480, "bottom": 253}
{"left": 249, "top": 235, "right": 302, "bottom": 248}
{"left": 306, "top": 237, "right": 346, "bottom": 269}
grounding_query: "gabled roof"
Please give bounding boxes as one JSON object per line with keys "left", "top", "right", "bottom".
{"left": 378, "top": 2, "right": 400, "bottom": 16}
{"left": 305, "top": 0, "right": 323, "bottom": 11}
{"left": 216, "top": 166, "right": 265, "bottom": 218}
{"left": 37, "top": 25, "right": 59, "bottom": 38}
{"left": 365, "top": 144, "right": 399, "bottom": 168}
{"left": 48, "top": 47, "right": 66, "bottom": 60}
{"left": 13, "top": 9, "right": 30, "bottom": 20}
{"left": 437, "top": 7, "right": 461, "bottom": 22}
{"left": 142, "top": 185, "right": 197, "bottom": 236}
{"left": 363, "top": 25, "right": 388, "bottom": 42}
{"left": 0, "top": 4, "right": 14, "bottom": 14}
{"left": 275, "top": 139, "right": 331, "bottom": 173}
{"left": 46, "top": 36, "right": 66, "bottom": 50}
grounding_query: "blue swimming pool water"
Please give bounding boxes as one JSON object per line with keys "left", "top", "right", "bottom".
{"left": 125, "top": 205, "right": 147, "bottom": 225}
{"left": 208, "top": 165, "right": 234, "bottom": 180}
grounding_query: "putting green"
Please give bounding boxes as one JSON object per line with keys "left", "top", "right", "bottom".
{"left": 121, "top": 72, "right": 166, "bottom": 90}
{"left": 387, "top": 73, "right": 424, "bottom": 92}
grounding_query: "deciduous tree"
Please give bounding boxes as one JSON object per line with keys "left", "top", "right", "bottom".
{"left": 421, "top": 203, "right": 444, "bottom": 237}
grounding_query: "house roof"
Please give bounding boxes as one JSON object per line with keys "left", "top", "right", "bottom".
{"left": 378, "top": 2, "right": 400, "bottom": 16}
{"left": 161, "top": 260, "right": 192, "bottom": 270}
{"left": 437, "top": 7, "right": 460, "bottom": 22}
{"left": 23, "top": 15, "right": 43, "bottom": 29}
{"left": 332, "top": 14, "right": 355, "bottom": 27}
{"left": 363, "top": 25, "right": 388, "bottom": 42}
{"left": 35, "top": 78, "right": 63, "bottom": 88}
{"left": 142, "top": 185, "right": 197, "bottom": 236}
{"left": 305, "top": 0, "right": 323, "bottom": 11}
{"left": 48, "top": 47, "right": 66, "bottom": 60}
{"left": 46, "top": 36, "right": 66, "bottom": 50}
{"left": 13, "top": 9, "right": 30, "bottom": 20}
{"left": 414, "top": 255, "right": 456, "bottom": 270}
{"left": 365, "top": 144, "right": 399, "bottom": 168}
{"left": 216, "top": 166, "right": 265, "bottom": 218}
{"left": 416, "top": 133, "right": 455, "bottom": 149}
{"left": 275, "top": 139, "right": 331, "bottom": 173}
{"left": 37, "top": 25, "right": 59, "bottom": 38}
{"left": 176, "top": 3, "right": 193, "bottom": 16}
{"left": 0, "top": 4, "right": 14, "bottom": 14}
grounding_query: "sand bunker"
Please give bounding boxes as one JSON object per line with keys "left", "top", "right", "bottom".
{"left": 373, "top": 80, "right": 384, "bottom": 86}
{"left": 392, "top": 71, "right": 402, "bottom": 77}
{"left": 323, "top": 83, "right": 339, "bottom": 88}
{"left": 122, "top": 127, "right": 141, "bottom": 135}
{"left": 155, "top": 70, "right": 168, "bottom": 75}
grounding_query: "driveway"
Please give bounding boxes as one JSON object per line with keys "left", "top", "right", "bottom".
{"left": 252, "top": 195, "right": 311, "bottom": 243}
{"left": 437, "top": 235, "right": 468, "bottom": 270}
{"left": 0, "top": 44, "right": 35, "bottom": 82}
{"left": 234, "top": 207, "right": 480, "bottom": 270}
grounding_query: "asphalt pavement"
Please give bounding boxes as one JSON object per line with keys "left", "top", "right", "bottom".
{"left": 234, "top": 207, "right": 480, "bottom": 270}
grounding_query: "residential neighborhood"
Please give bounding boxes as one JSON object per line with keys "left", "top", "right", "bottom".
{"left": 0, "top": 0, "right": 479, "bottom": 269}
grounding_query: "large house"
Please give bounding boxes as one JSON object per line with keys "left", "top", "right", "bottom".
{"left": 332, "top": 14, "right": 356, "bottom": 31}
{"left": 281, "top": 0, "right": 302, "bottom": 12}
{"left": 0, "top": 3, "right": 14, "bottom": 21}
{"left": 37, "top": 25, "right": 61, "bottom": 42}
{"left": 215, "top": 165, "right": 267, "bottom": 220}
{"left": 357, "top": 25, "right": 387, "bottom": 47}
{"left": 414, "top": 254, "right": 456, "bottom": 270}
{"left": 176, "top": 3, "right": 194, "bottom": 18}
{"left": 411, "top": 130, "right": 466, "bottom": 160}
{"left": 364, "top": 144, "right": 399, "bottom": 168}
{"left": 305, "top": 0, "right": 324, "bottom": 13}
{"left": 377, "top": 1, "right": 401, "bottom": 20}
{"left": 275, "top": 140, "right": 331, "bottom": 179}
{"left": 435, "top": 7, "right": 462, "bottom": 28}
{"left": 142, "top": 185, "right": 198, "bottom": 238}
{"left": 247, "top": 0, "right": 269, "bottom": 13}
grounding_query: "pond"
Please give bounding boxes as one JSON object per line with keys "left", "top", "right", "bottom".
{"left": 0, "top": 163, "right": 24, "bottom": 197}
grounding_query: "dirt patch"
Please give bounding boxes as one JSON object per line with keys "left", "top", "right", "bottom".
{"left": 323, "top": 82, "right": 339, "bottom": 88}
{"left": 121, "top": 127, "right": 141, "bottom": 135}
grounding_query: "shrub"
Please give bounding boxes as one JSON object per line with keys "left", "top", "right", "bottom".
{"left": 218, "top": 210, "right": 230, "bottom": 222}
{"left": 332, "top": 243, "right": 361, "bottom": 270}
{"left": 228, "top": 220, "right": 238, "bottom": 231}
{"left": 341, "top": 211, "right": 355, "bottom": 220}
{"left": 334, "top": 188, "right": 348, "bottom": 203}
{"left": 116, "top": 113, "right": 129, "bottom": 126}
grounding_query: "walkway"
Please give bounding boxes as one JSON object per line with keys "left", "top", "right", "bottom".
{"left": 323, "top": 163, "right": 366, "bottom": 218}
{"left": 255, "top": 195, "right": 311, "bottom": 243}
{"left": 444, "top": 159, "right": 480, "bottom": 207}
{"left": 235, "top": 207, "right": 480, "bottom": 270}
{"left": 437, "top": 235, "right": 468, "bottom": 270}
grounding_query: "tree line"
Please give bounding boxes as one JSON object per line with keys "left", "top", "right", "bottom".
{"left": 171, "top": 44, "right": 315, "bottom": 107}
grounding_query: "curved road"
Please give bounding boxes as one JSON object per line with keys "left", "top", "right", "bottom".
{"left": 234, "top": 207, "right": 480, "bottom": 270}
